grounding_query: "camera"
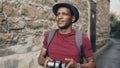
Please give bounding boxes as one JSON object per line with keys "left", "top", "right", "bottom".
{"left": 46, "top": 60, "right": 66, "bottom": 68}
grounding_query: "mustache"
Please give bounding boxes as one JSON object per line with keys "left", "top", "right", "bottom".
{"left": 57, "top": 19, "right": 64, "bottom": 22}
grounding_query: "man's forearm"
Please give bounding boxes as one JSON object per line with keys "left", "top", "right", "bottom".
{"left": 38, "top": 47, "right": 47, "bottom": 66}
{"left": 80, "top": 61, "right": 96, "bottom": 68}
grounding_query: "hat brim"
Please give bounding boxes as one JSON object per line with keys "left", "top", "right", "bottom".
{"left": 52, "top": 3, "right": 79, "bottom": 23}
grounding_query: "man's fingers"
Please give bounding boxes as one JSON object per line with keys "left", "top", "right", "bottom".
{"left": 44, "top": 57, "right": 52, "bottom": 68}
{"left": 65, "top": 58, "right": 73, "bottom": 68}
{"left": 80, "top": 64, "right": 84, "bottom": 67}
{"left": 65, "top": 61, "right": 72, "bottom": 68}
{"left": 65, "top": 58, "right": 78, "bottom": 68}
{"left": 65, "top": 58, "right": 72, "bottom": 62}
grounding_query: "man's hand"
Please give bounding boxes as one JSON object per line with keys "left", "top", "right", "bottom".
{"left": 81, "top": 57, "right": 96, "bottom": 68}
{"left": 44, "top": 57, "right": 53, "bottom": 68}
{"left": 65, "top": 58, "right": 78, "bottom": 68}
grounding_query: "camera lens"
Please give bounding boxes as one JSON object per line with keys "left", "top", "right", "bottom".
{"left": 46, "top": 61, "right": 66, "bottom": 68}
{"left": 61, "top": 63, "right": 66, "bottom": 68}
{"left": 55, "top": 61, "right": 61, "bottom": 68}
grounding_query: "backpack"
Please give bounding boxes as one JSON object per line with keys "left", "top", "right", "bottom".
{"left": 44, "top": 29, "right": 84, "bottom": 64}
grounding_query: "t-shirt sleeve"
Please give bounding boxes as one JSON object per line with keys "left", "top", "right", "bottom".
{"left": 43, "top": 31, "right": 49, "bottom": 49}
{"left": 82, "top": 33, "right": 93, "bottom": 58}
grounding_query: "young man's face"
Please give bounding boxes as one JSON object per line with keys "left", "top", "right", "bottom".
{"left": 56, "top": 7, "right": 74, "bottom": 29}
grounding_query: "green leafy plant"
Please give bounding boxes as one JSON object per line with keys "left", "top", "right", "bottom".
{"left": 110, "top": 13, "right": 120, "bottom": 38}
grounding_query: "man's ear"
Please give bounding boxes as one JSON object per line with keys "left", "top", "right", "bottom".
{"left": 72, "top": 16, "right": 75, "bottom": 22}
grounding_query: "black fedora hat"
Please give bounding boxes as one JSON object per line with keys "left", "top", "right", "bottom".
{"left": 52, "top": 1, "right": 79, "bottom": 23}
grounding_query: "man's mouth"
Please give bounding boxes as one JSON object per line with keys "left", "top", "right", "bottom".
{"left": 58, "top": 20, "right": 64, "bottom": 23}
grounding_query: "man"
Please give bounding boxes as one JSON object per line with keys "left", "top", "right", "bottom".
{"left": 38, "top": 1, "right": 96, "bottom": 68}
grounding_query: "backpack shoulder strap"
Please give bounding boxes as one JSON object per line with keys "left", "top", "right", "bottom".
{"left": 75, "top": 30, "right": 84, "bottom": 64}
{"left": 44, "top": 29, "right": 57, "bottom": 58}
{"left": 75, "top": 30, "right": 82, "bottom": 53}
{"left": 47, "top": 29, "right": 57, "bottom": 47}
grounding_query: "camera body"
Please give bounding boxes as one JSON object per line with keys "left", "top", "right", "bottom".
{"left": 46, "top": 60, "right": 66, "bottom": 68}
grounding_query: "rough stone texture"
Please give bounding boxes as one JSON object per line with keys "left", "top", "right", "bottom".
{"left": 96, "top": 0, "right": 110, "bottom": 48}
{"left": 0, "top": 0, "right": 110, "bottom": 68}
{"left": 0, "top": 51, "right": 43, "bottom": 68}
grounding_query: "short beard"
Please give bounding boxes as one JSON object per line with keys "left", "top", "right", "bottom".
{"left": 59, "top": 22, "right": 72, "bottom": 29}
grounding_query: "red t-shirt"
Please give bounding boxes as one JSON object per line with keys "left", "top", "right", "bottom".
{"left": 43, "top": 29, "right": 93, "bottom": 63}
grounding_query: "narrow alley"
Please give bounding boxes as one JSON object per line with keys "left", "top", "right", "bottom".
{"left": 96, "top": 38, "right": 120, "bottom": 68}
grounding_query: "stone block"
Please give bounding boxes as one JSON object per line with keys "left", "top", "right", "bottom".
{"left": 47, "top": 11, "right": 55, "bottom": 21}
{"left": 0, "top": 0, "right": 2, "bottom": 12}
{"left": 0, "top": 51, "right": 43, "bottom": 68}
{"left": 8, "top": 17, "right": 25, "bottom": 30}
{"left": 3, "top": 3, "right": 13, "bottom": 16}
{"left": 33, "top": 36, "right": 41, "bottom": 46}
{"left": 23, "top": 35, "right": 34, "bottom": 48}
{"left": 20, "top": 4, "right": 35, "bottom": 18}
{"left": 0, "top": 13, "right": 8, "bottom": 33}
{"left": 27, "top": 20, "right": 43, "bottom": 29}
{"left": 11, "top": 8, "right": 19, "bottom": 17}
{"left": 4, "top": 59, "right": 19, "bottom": 68}
{"left": 8, "top": 45, "right": 27, "bottom": 54}
{"left": 0, "top": 20, "right": 8, "bottom": 33}
{"left": 0, "top": 13, "right": 5, "bottom": 23}
{"left": 37, "top": 7, "right": 52, "bottom": 19}
{"left": 0, "top": 33, "right": 11, "bottom": 41}
{"left": 0, "top": 59, "right": 4, "bottom": 68}
{"left": 37, "top": 7, "right": 44, "bottom": 19}
{"left": 0, "top": 33, "right": 18, "bottom": 45}
{"left": 0, "top": 49, "right": 15, "bottom": 57}
{"left": 46, "top": 0, "right": 55, "bottom": 6}
{"left": 32, "top": 46, "right": 41, "bottom": 52}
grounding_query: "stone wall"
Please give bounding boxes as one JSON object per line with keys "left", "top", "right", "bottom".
{"left": 0, "top": 0, "right": 110, "bottom": 68}
{"left": 96, "top": 0, "right": 110, "bottom": 49}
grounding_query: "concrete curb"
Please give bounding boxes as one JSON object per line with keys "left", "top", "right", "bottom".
{"left": 94, "top": 41, "right": 112, "bottom": 59}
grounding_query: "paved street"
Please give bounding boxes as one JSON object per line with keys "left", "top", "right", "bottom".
{"left": 96, "top": 38, "right": 120, "bottom": 68}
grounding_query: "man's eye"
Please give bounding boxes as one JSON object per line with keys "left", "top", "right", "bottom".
{"left": 56, "top": 13, "right": 70, "bottom": 16}
{"left": 63, "top": 13, "right": 70, "bottom": 16}
{"left": 56, "top": 13, "right": 59, "bottom": 16}
{"left": 63, "top": 13, "right": 67, "bottom": 15}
